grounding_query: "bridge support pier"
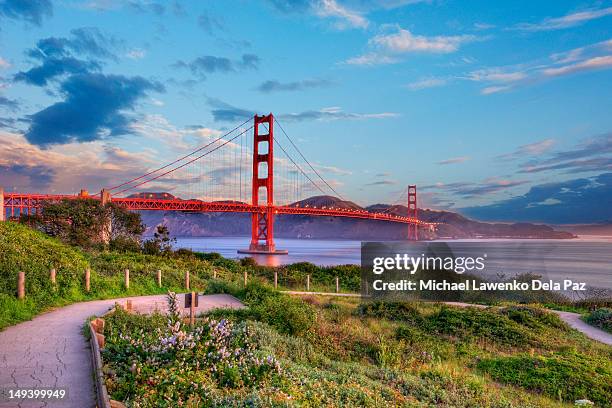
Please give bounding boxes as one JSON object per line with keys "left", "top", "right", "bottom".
{"left": 239, "top": 113, "right": 287, "bottom": 255}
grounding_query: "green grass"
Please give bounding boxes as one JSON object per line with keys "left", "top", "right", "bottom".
{"left": 0, "top": 222, "right": 214, "bottom": 329}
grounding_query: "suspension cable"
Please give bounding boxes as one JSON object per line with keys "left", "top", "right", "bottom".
{"left": 274, "top": 118, "right": 345, "bottom": 200}
{"left": 107, "top": 117, "right": 252, "bottom": 191}
{"left": 114, "top": 126, "right": 253, "bottom": 196}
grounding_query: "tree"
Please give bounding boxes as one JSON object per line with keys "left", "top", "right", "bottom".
{"left": 143, "top": 225, "right": 176, "bottom": 256}
{"left": 22, "top": 198, "right": 144, "bottom": 249}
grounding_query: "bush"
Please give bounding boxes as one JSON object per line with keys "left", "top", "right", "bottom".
{"left": 585, "top": 308, "right": 612, "bottom": 333}
{"left": 477, "top": 353, "right": 612, "bottom": 406}
{"left": 425, "top": 306, "right": 535, "bottom": 347}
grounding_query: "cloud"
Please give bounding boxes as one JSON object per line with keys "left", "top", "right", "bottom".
{"left": 0, "top": 57, "right": 10, "bottom": 69}
{"left": 542, "top": 55, "right": 612, "bottom": 77}
{"left": 209, "top": 100, "right": 398, "bottom": 123}
{"left": 0, "top": 95, "right": 19, "bottom": 111}
{"left": 346, "top": 25, "right": 476, "bottom": 65}
{"left": 174, "top": 54, "right": 259, "bottom": 78}
{"left": 467, "top": 68, "right": 527, "bottom": 83}
{"left": 406, "top": 77, "right": 447, "bottom": 90}
{"left": 14, "top": 28, "right": 119, "bottom": 86}
{"left": 514, "top": 7, "right": 612, "bottom": 32}
{"left": 126, "top": 48, "right": 146, "bottom": 60}
{"left": 198, "top": 11, "right": 224, "bottom": 34}
{"left": 24, "top": 73, "right": 164, "bottom": 147}
{"left": 461, "top": 173, "right": 612, "bottom": 224}
{"left": 315, "top": 0, "right": 368, "bottom": 29}
{"left": 257, "top": 78, "right": 331, "bottom": 93}
{"left": 437, "top": 156, "right": 470, "bottom": 165}
{"left": 365, "top": 179, "right": 396, "bottom": 186}
{"left": 480, "top": 85, "right": 511, "bottom": 95}
{"left": 266, "top": 0, "right": 311, "bottom": 13}
{"left": 497, "top": 139, "right": 555, "bottom": 160}
{"left": 0, "top": 0, "right": 52, "bottom": 26}
{"left": 422, "top": 178, "right": 527, "bottom": 198}
{"left": 519, "top": 133, "right": 612, "bottom": 174}
{"left": 279, "top": 106, "right": 399, "bottom": 122}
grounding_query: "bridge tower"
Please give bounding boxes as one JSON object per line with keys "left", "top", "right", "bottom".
{"left": 239, "top": 114, "right": 287, "bottom": 255}
{"left": 407, "top": 185, "right": 418, "bottom": 240}
{"left": 0, "top": 186, "right": 4, "bottom": 222}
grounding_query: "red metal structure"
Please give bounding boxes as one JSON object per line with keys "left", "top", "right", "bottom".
{"left": 407, "top": 185, "right": 418, "bottom": 240}
{"left": 241, "top": 114, "right": 284, "bottom": 254}
{"left": 0, "top": 114, "right": 436, "bottom": 253}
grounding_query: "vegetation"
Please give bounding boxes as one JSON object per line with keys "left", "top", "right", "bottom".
{"left": 101, "top": 281, "right": 612, "bottom": 407}
{"left": 21, "top": 198, "right": 144, "bottom": 249}
{"left": 585, "top": 308, "right": 612, "bottom": 333}
{"left": 102, "top": 304, "right": 281, "bottom": 406}
{"left": 0, "top": 222, "right": 211, "bottom": 329}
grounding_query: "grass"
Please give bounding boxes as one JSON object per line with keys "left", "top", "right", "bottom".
{"left": 0, "top": 222, "right": 214, "bottom": 329}
{"left": 584, "top": 308, "right": 612, "bottom": 333}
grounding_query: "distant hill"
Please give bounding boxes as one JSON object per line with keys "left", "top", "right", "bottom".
{"left": 138, "top": 194, "right": 574, "bottom": 239}
{"left": 552, "top": 222, "right": 612, "bottom": 236}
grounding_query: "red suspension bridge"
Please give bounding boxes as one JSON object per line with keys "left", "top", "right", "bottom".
{"left": 0, "top": 113, "right": 435, "bottom": 254}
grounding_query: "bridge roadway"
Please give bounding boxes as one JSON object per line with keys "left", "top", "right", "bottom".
{"left": 2, "top": 193, "right": 435, "bottom": 227}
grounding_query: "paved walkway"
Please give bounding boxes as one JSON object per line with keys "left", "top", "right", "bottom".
{"left": 0, "top": 294, "right": 243, "bottom": 408}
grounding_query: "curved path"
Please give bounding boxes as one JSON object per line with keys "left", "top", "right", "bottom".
{"left": 0, "top": 294, "right": 243, "bottom": 408}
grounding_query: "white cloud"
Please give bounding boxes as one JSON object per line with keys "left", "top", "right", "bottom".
{"left": 437, "top": 156, "right": 470, "bottom": 165}
{"left": 315, "top": 0, "right": 369, "bottom": 29}
{"left": 468, "top": 68, "right": 527, "bottom": 83}
{"left": 480, "top": 85, "right": 511, "bottom": 95}
{"left": 371, "top": 27, "right": 475, "bottom": 54}
{"left": 126, "top": 48, "right": 146, "bottom": 60}
{"left": 406, "top": 77, "right": 447, "bottom": 90}
{"left": 515, "top": 7, "right": 612, "bottom": 31}
{"left": 345, "top": 25, "right": 476, "bottom": 66}
{"left": 542, "top": 55, "right": 612, "bottom": 77}
{"left": 0, "top": 57, "right": 10, "bottom": 69}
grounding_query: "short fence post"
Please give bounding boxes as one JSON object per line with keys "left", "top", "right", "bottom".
{"left": 157, "top": 270, "right": 162, "bottom": 287}
{"left": 213, "top": 270, "right": 217, "bottom": 279}
{"left": 50, "top": 268, "right": 56, "bottom": 285}
{"left": 85, "top": 268, "right": 91, "bottom": 292}
{"left": 336, "top": 276, "right": 339, "bottom": 293}
{"left": 185, "top": 271, "right": 190, "bottom": 290}
{"left": 124, "top": 269, "right": 130, "bottom": 289}
{"left": 274, "top": 271, "right": 278, "bottom": 289}
{"left": 17, "top": 271, "right": 25, "bottom": 299}
{"left": 244, "top": 271, "right": 247, "bottom": 287}
{"left": 306, "top": 274, "right": 310, "bottom": 291}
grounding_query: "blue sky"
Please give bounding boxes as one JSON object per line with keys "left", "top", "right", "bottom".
{"left": 0, "top": 0, "right": 611, "bottom": 224}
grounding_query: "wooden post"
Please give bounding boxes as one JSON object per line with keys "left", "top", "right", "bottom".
{"left": 50, "top": 268, "right": 56, "bottom": 285}
{"left": 190, "top": 291, "right": 195, "bottom": 326}
{"left": 124, "top": 269, "right": 130, "bottom": 289}
{"left": 85, "top": 268, "right": 91, "bottom": 292}
{"left": 213, "top": 270, "right": 217, "bottom": 279}
{"left": 185, "top": 270, "right": 190, "bottom": 290}
{"left": 157, "top": 270, "right": 162, "bottom": 287}
{"left": 336, "top": 276, "right": 339, "bottom": 293}
{"left": 243, "top": 271, "right": 247, "bottom": 287}
{"left": 306, "top": 274, "right": 310, "bottom": 291}
{"left": 274, "top": 271, "right": 278, "bottom": 289}
{"left": 17, "top": 271, "right": 25, "bottom": 299}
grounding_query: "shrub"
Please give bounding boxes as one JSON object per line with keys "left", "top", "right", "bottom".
{"left": 425, "top": 306, "right": 535, "bottom": 347}
{"left": 477, "top": 353, "right": 612, "bottom": 406}
{"left": 585, "top": 308, "right": 612, "bottom": 333}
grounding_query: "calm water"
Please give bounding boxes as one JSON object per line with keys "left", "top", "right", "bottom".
{"left": 175, "top": 236, "right": 612, "bottom": 290}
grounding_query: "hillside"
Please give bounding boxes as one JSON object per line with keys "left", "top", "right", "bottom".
{"left": 139, "top": 195, "right": 574, "bottom": 239}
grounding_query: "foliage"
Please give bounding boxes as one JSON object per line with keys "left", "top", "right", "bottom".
{"left": 585, "top": 308, "right": 612, "bottom": 333}
{"left": 20, "top": 198, "right": 143, "bottom": 249}
{"left": 102, "top": 308, "right": 281, "bottom": 406}
{"left": 477, "top": 353, "right": 612, "bottom": 406}
{"left": 142, "top": 225, "right": 175, "bottom": 256}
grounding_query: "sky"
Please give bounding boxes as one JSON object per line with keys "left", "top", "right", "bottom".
{"left": 0, "top": 0, "right": 611, "bottom": 224}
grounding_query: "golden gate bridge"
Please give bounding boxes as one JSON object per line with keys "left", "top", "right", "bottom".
{"left": 0, "top": 113, "right": 435, "bottom": 254}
